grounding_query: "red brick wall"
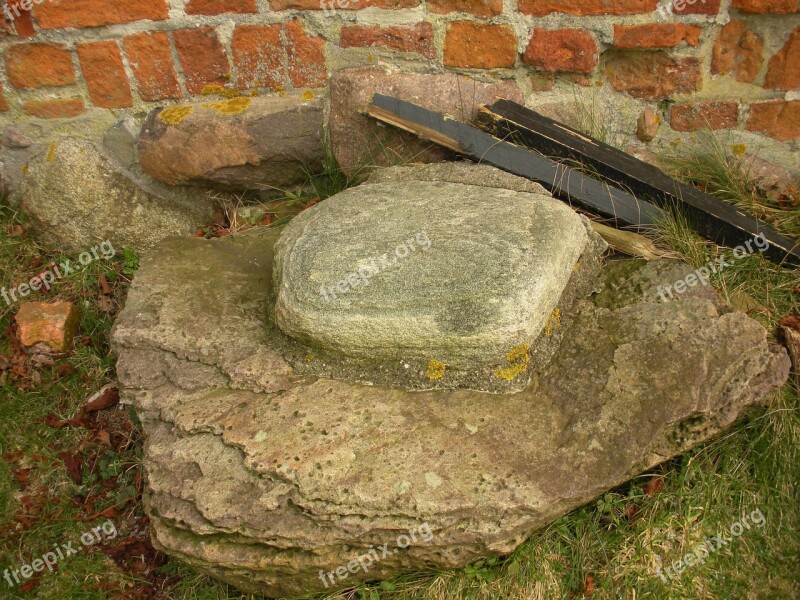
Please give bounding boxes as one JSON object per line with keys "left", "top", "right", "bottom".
{"left": 0, "top": 0, "right": 798, "bottom": 142}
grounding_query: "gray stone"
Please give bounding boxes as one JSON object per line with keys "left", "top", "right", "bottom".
{"left": 3, "top": 126, "right": 32, "bottom": 149}
{"left": 329, "top": 67, "right": 522, "bottom": 175}
{"left": 111, "top": 232, "right": 789, "bottom": 598}
{"left": 273, "top": 179, "right": 595, "bottom": 380}
{"left": 137, "top": 95, "right": 324, "bottom": 191}
{"left": 12, "top": 137, "right": 216, "bottom": 254}
{"left": 103, "top": 117, "right": 142, "bottom": 171}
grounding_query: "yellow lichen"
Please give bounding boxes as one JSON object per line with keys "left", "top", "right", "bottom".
{"left": 544, "top": 308, "right": 561, "bottom": 337}
{"left": 46, "top": 141, "right": 56, "bottom": 163}
{"left": 573, "top": 261, "right": 581, "bottom": 271}
{"left": 427, "top": 359, "right": 446, "bottom": 380}
{"left": 494, "top": 343, "right": 530, "bottom": 381}
{"left": 200, "top": 84, "right": 241, "bottom": 99}
{"left": 305, "top": 354, "right": 313, "bottom": 363}
{"left": 202, "top": 96, "right": 253, "bottom": 115}
{"left": 731, "top": 143, "right": 747, "bottom": 156}
{"left": 250, "top": 89, "right": 260, "bottom": 97}
{"left": 158, "top": 105, "right": 194, "bottom": 125}
{"left": 302, "top": 90, "right": 315, "bottom": 101}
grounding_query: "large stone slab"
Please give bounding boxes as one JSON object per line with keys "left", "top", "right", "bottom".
{"left": 137, "top": 95, "right": 323, "bottom": 191}
{"left": 10, "top": 137, "right": 215, "bottom": 254}
{"left": 329, "top": 67, "right": 522, "bottom": 175}
{"left": 273, "top": 177, "right": 594, "bottom": 378}
{"left": 111, "top": 231, "right": 789, "bottom": 598}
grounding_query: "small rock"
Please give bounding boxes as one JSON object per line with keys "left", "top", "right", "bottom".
{"left": 16, "top": 301, "right": 80, "bottom": 355}
{"left": 3, "top": 126, "right": 32, "bottom": 149}
{"left": 137, "top": 95, "right": 324, "bottom": 190}
{"left": 103, "top": 117, "right": 142, "bottom": 170}
{"left": 637, "top": 108, "right": 660, "bottom": 142}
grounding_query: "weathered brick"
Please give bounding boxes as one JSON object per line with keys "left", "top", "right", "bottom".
{"left": 731, "top": 0, "right": 797, "bottom": 13}
{"left": 670, "top": 0, "right": 722, "bottom": 15}
{"left": 670, "top": 101, "right": 739, "bottom": 131}
{"left": 77, "top": 41, "right": 133, "bottom": 108}
{"left": 524, "top": 28, "right": 598, "bottom": 73}
{"left": 15, "top": 301, "right": 79, "bottom": 354}
{"left": 6, "top": 2, "right": 36, "bottom": 37}
{"left": 604, "top": 51, "right": 702, "bottom": 99}
{"left": 444, "top": 22, "right": 516, "bottom": 69}
{"left": 746, "top": 100, "right": 800, "bottom": 141}
{"left": 23, "top": 98, "right": 85, "bottom": 119}
{"left": 0, "top": 85, "right": 9, "bottom": 112}
{"left": 519, "top": 0, "right": 657, "bottom": 16}
{"left": 174, "top": 27, "right": 229, "bottom": 94}
{"left": 34, "top": 0, "right": 168, "bottom": 29}
{"left": 711, "top": 20, "right": 764, "bottom": 83}
{"left": 6, "top": 43, "right": 76, "bottom": 89}
{"left": 613, "top": 24, "right": 702, "bottom": 48}
{"left": 186, "top": 0, "right": 257, "bottom": 14}
{"left": 124, "top": 32, "right": 183, "bottom": 101}
{"left": 232, "top": 24, "right": 283, "bottom": 89}
{"left": 340, "top": 23, "right": 434, "bottom": 59}
{"left": 272, "top": 0, "right": 419, "bottom": 10}
{"left": 285, "top": 20, "right": 327, "bottom": 88}
{"left": 765, "top": 27, "right": 800, "bottom": 90}
{"left": 428, "top": 0, "right": 502, "bottom": 16}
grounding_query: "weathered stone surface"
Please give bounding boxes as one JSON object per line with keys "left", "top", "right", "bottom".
{"left": 10, "top": 137, "right": 215, "bottom": 254}
{"left": 636, "top": 108, "right": 660, "bottom": 141}
{"left": 329, "top": 67, "right": 522, "bottom": 175}
{"left": 273, "top": 178, "right": 594, "bottom": 377}
{"left": 137, "top": 95, "right": 324, "bottom": 190}
{"left": 111, "top": 232, "right": 789, "bottom": 598}
{"left": 16, "top": 301, "right": 79, "bottom": 354}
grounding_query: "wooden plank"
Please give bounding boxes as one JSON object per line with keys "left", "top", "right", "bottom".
{"left": 368, "top": 94, "right": 662, "bottom": 228}
{"left": 479, "top": 99, "right": 800, "bottom": 266}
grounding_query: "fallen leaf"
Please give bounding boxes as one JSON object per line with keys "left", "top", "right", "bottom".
{"left": 85, "top": 385, "right": 120, "bottom": 412}
{"left": 58, "top": 452, "right": 82, "bottom": 484}
{"left": 98, "top": 274, "right": 112, "bottom": 295}
{"left": 55, "top": 363, "right": 75, "bottom": 378}
{"left": 44, "top": 413, "right": 85, "bottom": 428}
{"left": 644, "top": 476, "right": 664, "bottom": 497}
{"left": 583, "top": 574, "right": 595, "bottom": 597}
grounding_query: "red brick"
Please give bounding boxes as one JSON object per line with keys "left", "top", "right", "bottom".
{"left": 5, "top": 43, "right": 76, "bottom": 89}
{"left": 670, "top": 101, "right": 739, "bottom": 131}
{"left": 613, "top": 24, "right": 702, "bottom": 48}
{"left": 605, "top": 51, "right": 702, "bottom": 99}
{"left": 174, "top": 27, "right": 229, "bottom": 94}
{"left": 6, "top": 2, "right": 36, "bottom": 37}
{"left": 232, "top": 24, "right": 283, "bottom": 89}
{"left": 15, "top": 301, "right": 79, "bottom": 354}
{"left": 731, "top": 0, "right": 797, "bottom": 12}
{"left": 34, "top": 0, "right": 168, "bottom": 29}
{"left": 711, "top": 20, "right": 764, "bottom": 84}
{"left": 77, "top": 41, "right": 133, "bottom": 108}
{"left": 124, "top": 32, "right": 182, "bottom": 101}
{"left": 670, "top": 0, "right": 722, "bottom": 15}
{"left": 186, "top": 0, "right": 257, "bottom": 14}
{"left": 285, "top": 20, "right": 327, "bottom": 88}
{"left": 765, "top": 27, "right": 800, "bottom": 90}
{"left": 519, "top": 0, "right": 657, "bottom": 16}
{"left": 523, "top": 28, "right": 598, "bottom": 73}
{"left": 444, "top": 22, "right": 516, "bottom": 69}
{"left": 428, "top": 0, "right": 502, "bottom": 16}
{"left": 340, "top": 23, "right": 434, "bottom": 59}
{"left": 0, "top": 85, "right": 9, "bottom": 112}
{"left": 746, "top": 100, "right": 800, "bottom": 141}
{"left": 271, "top": 0, "right": 419, "bottom": 9}
{"left": 23, "top": 98, "right": 85, "bottom": 119}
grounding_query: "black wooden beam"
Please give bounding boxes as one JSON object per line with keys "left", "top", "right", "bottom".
{"left": 368, "top": 94, "right": 662, "bottom": 228}
{"left": 478, "top": 99, "right": 800, "bottom": 266}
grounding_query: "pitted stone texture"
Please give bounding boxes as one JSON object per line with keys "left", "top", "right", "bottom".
{"left": 329, "top": 67, "right": 522, "bottom": 175}
{"left": 273, "top": 180, "right": 592, "bottom": 370}
{"left": 137, "top": 95, "right": 323, "bottom": 190}
{"left": 111, "top": 234, "right": 789, "bottom": 597}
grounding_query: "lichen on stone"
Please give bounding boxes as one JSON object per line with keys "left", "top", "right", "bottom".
{"left": 200, "top": 84, "right": 241, "bottom": 99}
{"left": 46, "top": 141, "right": 57, "bottom": 163}
{"left": 158, "top": 105, "right": 194, "bottom": 125}
{"left": 494, "top": 344, "right": 530, "bottom": 381}
{"left": 202, "top": 97, "right": 253, "bottom": 115}
{"left": 302, "top": 90, "right": 315, "bottom": 101}
{"left": 544, "top": 308, "right": 561, "bottom": 337}
{"left": 427, "top": 359, "right": 446, "bottom": 380}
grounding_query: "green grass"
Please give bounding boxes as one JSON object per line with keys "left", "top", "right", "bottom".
{"left": 0, "top": 134, "right": 798, "bottom": 600}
